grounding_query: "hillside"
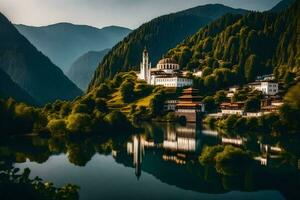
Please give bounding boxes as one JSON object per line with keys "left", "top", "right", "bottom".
{"left": 15, "top": 23, "right": 131, "bottom": 71}
{"left": 164, "top": 0, "right": 300, "bottom": 93}
{"left": 0, "top": 68, "right": 35, "bottom": 105}
{"left": 270, "top": 0, "right": 296, "bottom": 12}
{"left": 0, "top": 13, "right": 82, "bottom": 105}
{"left": 67, "top": 49, "right": 110, "bottom": 90}
{"left": 88, "top": 4, "right": 248, "bottom": 90}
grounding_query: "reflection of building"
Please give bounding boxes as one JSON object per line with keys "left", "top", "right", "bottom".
{"left": 163, "top": 124, "right": 198, "bottom": 152}
{"left": 164, "top": 100, "right": 178, "bottom": 111}
{"left": 126, "top": 123, "right": 200, "bottom": 177}
{"left": 138, "top": 48, "right": 193, "bottom": 88}
{"left": 127, "top": 135, "right": 144, "bottom": 179}
{"left": 175, "top": 88, "right": 205, "bottom": 122}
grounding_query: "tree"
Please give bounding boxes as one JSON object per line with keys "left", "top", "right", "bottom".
{"left": 203, "top": 96, "right": 217, "bottom": 112}
{"left": 95, "top": 83, "right": 110, "bottom": 98}
{"left": 244, "top": 54, "right": 257, "bottom": 82}
{"left": 120, "top": 80, "right": 135, "bottom": 102}
{"left": 150, "top": 91, "right": 165, "bottom": 116}
{"left": 47, "top": 119, "right": 67, "bottom": 135}
{"left": 244, "top": 96, "right": 261, "bottom": 112}
{"left": 66, "top": 113, "right": 92, "bottom": 134}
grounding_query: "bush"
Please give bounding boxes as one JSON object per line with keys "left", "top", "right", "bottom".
{"left": 47, "top": 119, "right": 67, "bottom": 135}
{"left": 66, "top": 113, "right": 92, "bottom": 134}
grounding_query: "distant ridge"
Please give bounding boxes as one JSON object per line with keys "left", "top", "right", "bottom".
{"left": 67, "top": 49, "right": 110, "bottom": 90}
{"left": 15, "top": 23, "right": 131, "bottom": 71}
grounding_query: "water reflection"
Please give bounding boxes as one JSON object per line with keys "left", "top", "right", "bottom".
{"left": 1, "top": 123, "right": 300, "bottom": 199}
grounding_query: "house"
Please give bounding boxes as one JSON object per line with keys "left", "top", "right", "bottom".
{"left": 138, "top": 48, "right": 193, "bottom": 88}
{"left": 227, "top": 85, "right": 240, "bottom": 98}
{"left": 175, "top": 88, "right": 205, "bottom": 122}
{"left": 248, "top": 81, "right": 278, "bottom": 95}
{"left": 220, "top": 102, "right": 245, "bottom": 116}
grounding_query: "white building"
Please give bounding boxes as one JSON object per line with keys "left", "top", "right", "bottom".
{"left": 220, "top": 102, "right": 245, "bottom": 116}
{"left": 248, "top": 81, "right": 278, "bottom": 95}
{"left": 138, "top": 48, "right": 193, "bottom": 88}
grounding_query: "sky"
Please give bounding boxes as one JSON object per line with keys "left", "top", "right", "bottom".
{"left": 0, "top": 0, "right": 282, "bottom": 29}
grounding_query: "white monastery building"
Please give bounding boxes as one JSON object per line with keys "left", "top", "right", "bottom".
{"left": 248, "top": 81, "right": 278, "bottom": 95}
{"left": 138, "top": 48, "right": 193, "bottom": 88}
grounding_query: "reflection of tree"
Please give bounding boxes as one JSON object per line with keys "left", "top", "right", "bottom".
{"left": 67, "top": 141, "right": 95, "bottom": 167}
{"left": 48, "top": 137, "right": 67, "bottom": 154}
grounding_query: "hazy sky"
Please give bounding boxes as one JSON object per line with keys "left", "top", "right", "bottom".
{"left": 0, "top": 0, "right": 281, "bottom": 29}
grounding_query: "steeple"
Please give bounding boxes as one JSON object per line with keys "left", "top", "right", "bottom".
{"left": 140, "top": 47, "right": 151, "bottom": 84}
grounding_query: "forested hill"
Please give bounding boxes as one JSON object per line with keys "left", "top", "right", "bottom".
{"left": 164, "top": 0, "right": 299, "bottom": 91}
{"left": 0, "top": 68, "right": 36, "bottom": 105}
{"left": 270, "top": 0, "right": 296, "bottom": 12}
{"left": 0, "top": 13, "right": 82, "bottom": 105}
{"left": 15, "top": 23, "right": 131, "bottom": 72}
{"left": 88, "top": 4, "right": 248, "bottom": 90}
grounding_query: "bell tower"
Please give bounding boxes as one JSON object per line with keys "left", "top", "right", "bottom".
{"left": 140, "top": 47, "right": 151, "bottom": 84}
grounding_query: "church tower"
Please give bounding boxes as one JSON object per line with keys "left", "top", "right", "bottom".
{"left": 140, "top": 47, "right": 151, "bottom": 84}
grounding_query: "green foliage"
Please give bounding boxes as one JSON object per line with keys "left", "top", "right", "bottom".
{"left": 244, "top": 96, "right": 261, "bottom": 112}
{"left": 0, "top": 164, "right": 79, "bottom": 200}
{"left": 66, "top": 113, "right": 92, "bottom": 134}
{"left": 199, "top": 145, "right": 224, "bottom": 165}
{"left": 120, "top": 80, "right": 135, "bottom": 103}
{"left": 105, "top": 111, "right": 132, "bottom": 131}
{"left": 199, "top": 145, "right": 252, "bottom": 176}
{"left": 150, "top": 90, "right": 166, "bottom": 116}
{"left": 215, "top": 145, "right": 252, "bottom": 176}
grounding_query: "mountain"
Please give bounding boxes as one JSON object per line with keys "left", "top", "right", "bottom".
{"left": 270, "top": 0, "right": 296, "bottom": 12}
{"left": 67, "top": 49, "right": 110, "bottom": 90}
{"left": 164, "top": 0, "right": 299, "bottom": 92}
{"left": 0, "top": 13, "right": 82, "bottom": 105}
{"left": 0, "top": 68, "right": 35, "bottom": 105}
{"left": 88, "top": 4, "right": 248, "bottom": 90}
{"left": 15, "top": 23, "right": 131, "bottom": 72}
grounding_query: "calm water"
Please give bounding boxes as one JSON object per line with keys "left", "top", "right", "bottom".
{"left": 2, "top": 123, "right": 300, "bottom": 200}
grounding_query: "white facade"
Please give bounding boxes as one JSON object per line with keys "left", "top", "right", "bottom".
{"left": 221, "top": 109, "right": 244, "bottom": 116}
{"left": 249, "top": 82, "right": 278, "bottom": 95}
{"left": 152, "top": 76, "right": 193, "bottom": 88}
{"left": 138, "top": 49, "right": 193, "bottom": 88}
{"left": 138, "top": 48, "right": 151, "bottom": 84}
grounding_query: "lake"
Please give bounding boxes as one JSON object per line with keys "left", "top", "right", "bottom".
{"left": 2, "top": 123, "right": 300, "bottom": 200}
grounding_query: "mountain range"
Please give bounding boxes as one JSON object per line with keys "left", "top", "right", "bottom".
{"left": 15, "top": 23, "right": 131, "bottom": 71}
{"left": 88, "top": 4, "right": 249, "bottom": 89}
{"left": 0, "top": 13, "right": 82, "bottom": 105}
{"left": 67, "top": 49, "right": 110, "bottom": 90}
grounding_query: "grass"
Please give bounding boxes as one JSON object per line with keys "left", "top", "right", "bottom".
{"left": 107, "top": 87, "right": 158, "bottom": 113}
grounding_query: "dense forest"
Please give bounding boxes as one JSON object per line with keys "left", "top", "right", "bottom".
{"left": 89, "top": 4, "right": 248, "bottom": 89}
{"left": 0, "top": 13, "right": 82, "bottom": 105}
{"left": 165, "top": 0, "right": 299, "bottom": 93}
